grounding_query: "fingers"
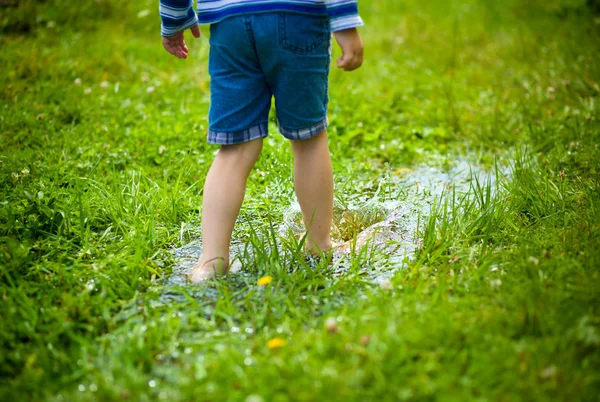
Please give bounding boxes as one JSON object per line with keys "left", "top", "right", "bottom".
{"left": 177, "top": 40, "right": 189, "bottom": 58}
{"left": 173, "top": 45, "right": 187, "bottom": 59}
{"left": 162, "top": 27, "right": 200, "bottom": 59}
{"left": 168, "top": 43, "right": 188, "bottom": 59}
{"left": 179, "top": 43, "right": 188, "bottom": 58}
{"left": 162, "top": 34, "right": 188, "bottom": 59}
{"left": 190, "top": 24, "right": 201, "bottom": 38}
{"left": 337, "top": 52, "right": 363, "bottom": 71}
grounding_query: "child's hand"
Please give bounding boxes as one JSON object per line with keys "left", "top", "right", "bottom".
{"left": 333, "top": 28, "right": 364, "bottom": 71}
{"left": 162, "top": 25, "right": 201, "bottom": 59}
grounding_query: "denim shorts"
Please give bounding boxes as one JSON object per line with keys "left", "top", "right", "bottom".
{"left": 207, "top": 12, "right": 331, "bottom": 145}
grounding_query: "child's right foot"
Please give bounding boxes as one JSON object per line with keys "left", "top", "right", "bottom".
{"left": 304, "top": 240, "right": 337, "bottom": 264}
{"left": 304, "top": 236, "right": 333, "bottom": 255}
{"left": 188, "top": 256, "right": 228, "bottom": 283}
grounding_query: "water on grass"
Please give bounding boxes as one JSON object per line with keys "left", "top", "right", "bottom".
{"left": 158, "top": 159, "right": 500, "bottom": 302}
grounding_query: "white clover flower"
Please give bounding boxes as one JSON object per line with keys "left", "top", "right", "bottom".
{"left": 325, "top": 317, "right": 339, "bottom": 333}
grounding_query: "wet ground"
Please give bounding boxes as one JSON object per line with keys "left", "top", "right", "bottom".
{"left": 157, "top": 160, "right": 501, "bottom": 302}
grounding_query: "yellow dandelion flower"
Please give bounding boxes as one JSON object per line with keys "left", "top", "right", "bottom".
{"left": 257, "top": 275, "right": 272, "bottom": 286}
{"left": 267, "top": 337, "right": 286, "bottom": 349}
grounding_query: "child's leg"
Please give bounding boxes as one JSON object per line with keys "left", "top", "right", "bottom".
{"left": 291, "top": 129, "right": 333, "bottom": 253}
{"left": 190, "top": 137, "right": 263, "bottom": 282}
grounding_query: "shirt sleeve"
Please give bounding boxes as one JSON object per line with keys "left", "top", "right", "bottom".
{"left": 159, "top": 0, "right": 199, "bottom": 37}
{"left": 324, "top": 0, "right": 364, "bottom": 32}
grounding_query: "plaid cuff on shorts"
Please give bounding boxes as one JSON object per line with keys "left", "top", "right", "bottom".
{"left": 279, "top": 117, "right": 329, "bottom": 141}
{"left": 207, "top": 122, "right": 269, "bottom": 145}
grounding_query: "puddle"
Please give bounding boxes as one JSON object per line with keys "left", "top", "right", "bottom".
{"left": 157, "top": 159, "right": 502, "bottom": 301}
{"left": 279, "top": 160, "right": 503, "bottom": 283}
{"left": 156, "top": 239, "right": 248, "bottom": 304}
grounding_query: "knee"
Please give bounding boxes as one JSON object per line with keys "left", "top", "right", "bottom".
{"left": 219, "top": 138, "right": 263, "bottom": 165}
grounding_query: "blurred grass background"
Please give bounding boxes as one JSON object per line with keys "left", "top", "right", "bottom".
{"left": 1, "top": 0, "right": 600, "bottom": 400}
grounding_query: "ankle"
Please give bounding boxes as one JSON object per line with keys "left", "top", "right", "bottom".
{"left": 201, "top": 256, "right": 229, "bottom": 274}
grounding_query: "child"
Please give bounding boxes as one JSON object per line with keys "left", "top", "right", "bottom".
{"left": 159, "top": 0, "right": 364, "bottom": 282}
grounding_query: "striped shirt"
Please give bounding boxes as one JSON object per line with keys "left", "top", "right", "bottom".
{"left": 160, "top": 0, "right": 363, "bottom": 37}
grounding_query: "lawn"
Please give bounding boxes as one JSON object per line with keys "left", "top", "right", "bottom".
{"left": 1, "top": 0, "right": 599, "bottom": 400}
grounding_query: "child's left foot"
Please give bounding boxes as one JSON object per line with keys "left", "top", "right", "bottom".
{"left": 188, "top": 256, "right": 228, "bottom": 283}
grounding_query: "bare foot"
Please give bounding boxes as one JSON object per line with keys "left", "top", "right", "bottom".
{"left": 304, "top": 237, "right": 333, "bottom": 255}
{"left": 304, "top": 239, "right": 337, "bottom": 265}
{"left": 188, "top": 256, "right": 228, "bottom": 283}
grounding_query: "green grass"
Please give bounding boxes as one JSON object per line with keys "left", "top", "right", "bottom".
{"left": 1, "top": 0, "right": 600, "bottom": 400}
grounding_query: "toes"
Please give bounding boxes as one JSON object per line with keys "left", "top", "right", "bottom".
{"left": 188, "top": 256, "right": 229, "bottom": 284}
{"left": 189, "top": 267, "right": 212, "bottom": 283}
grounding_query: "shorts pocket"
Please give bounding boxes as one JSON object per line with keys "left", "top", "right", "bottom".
{"left": 278, "top": 13, "right": 329, "bottom": 54}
